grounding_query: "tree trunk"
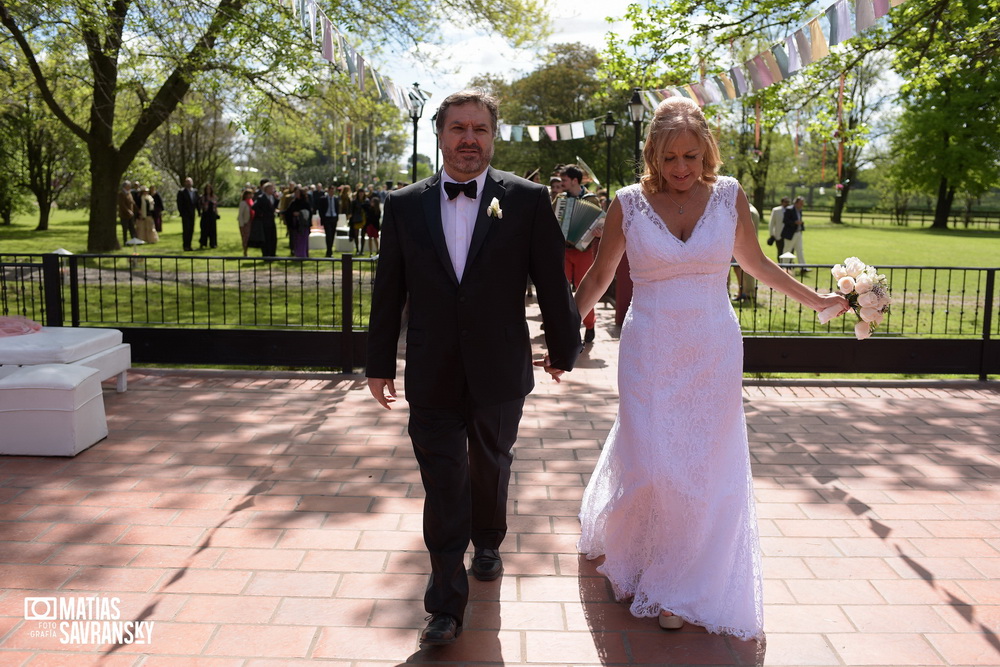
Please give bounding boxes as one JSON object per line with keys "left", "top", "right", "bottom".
{"left": 88, "top": 149, "right": 126, "bottom": 252}
{"left": 931, "top": 175, "right": 953, "bottom": 229}
{"left": 831, "top": 184, "right": 851, "bottom": 223}
{"left": 34, "top": 200, "right": 51, "bottom": 231}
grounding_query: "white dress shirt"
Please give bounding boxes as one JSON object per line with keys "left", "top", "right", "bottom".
{"left": 440, "top": 168, "right": 488, "bottom": 282}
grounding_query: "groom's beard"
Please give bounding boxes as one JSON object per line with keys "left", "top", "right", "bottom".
{"left": 442, "top": 141, "right": 493, "bottom": 177}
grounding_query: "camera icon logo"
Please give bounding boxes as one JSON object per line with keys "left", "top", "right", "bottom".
{"left": 24, "top": 597, "right": 57, "bottom": 621}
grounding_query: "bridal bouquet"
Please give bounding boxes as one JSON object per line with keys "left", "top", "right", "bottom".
{"left": 818, "top": 257, "right": 892, "bottom": 340}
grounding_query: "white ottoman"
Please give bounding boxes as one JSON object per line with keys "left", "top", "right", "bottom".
{"left": 308, "top": 229, "right": 327, "bottom": 251}
{"left": 0, "top": 365, "right": 108, "bottom": 456}
{"left": 0, "top": 327, "right": 130, "bottom": 392}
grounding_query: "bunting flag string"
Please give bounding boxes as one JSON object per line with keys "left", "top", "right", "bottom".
{"left": 290, "top": 0, "right": 424, "bottom": 115}
{"left": 637, "top": 0, "right": 909, "bottom": 111}
{"left": 495, "top": 113, "right": 614, "bottom": 142}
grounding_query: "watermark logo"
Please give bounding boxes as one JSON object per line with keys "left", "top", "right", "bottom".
{"left": 23, "top": 596, "right": 155, "bottom": 645}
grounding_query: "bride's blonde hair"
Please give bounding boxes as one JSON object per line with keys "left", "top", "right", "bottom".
{"left": 640, "top": 97, "right": 722, "bottom": 194}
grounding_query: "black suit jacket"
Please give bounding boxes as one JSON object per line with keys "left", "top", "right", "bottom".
{"left": 316, "top": 193, "right": 339, "bottom": 219}
{"left": 781, "top": 206, "right": 803, "bottom": 239}
{"left": 366, "top": 167, "right": 581, "bottom": 408}
{"left": 252, "top": 193, "right": 279, "bottom": 223}
{"left": 176, "top": 188, "right": 198, "bottom": 218}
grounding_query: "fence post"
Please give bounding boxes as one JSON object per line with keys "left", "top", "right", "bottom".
{"left": 341, "top": 254, "right": 354, "bottom": 373}
{"left": 69, "top": 255, "right": 81, "bottom": 326}
{"left": 981, "top": 268, "right": 996, "bottom": 381}
{"left": 41, "top": 253, "right": 63, "bottom": 327}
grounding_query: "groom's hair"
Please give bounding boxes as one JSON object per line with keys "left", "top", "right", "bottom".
{"left": 435, "top": 89, "right": 499, "bottom": 137}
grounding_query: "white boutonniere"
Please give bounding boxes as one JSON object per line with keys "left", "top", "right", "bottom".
{"left": 487, "top": 197, "right": 503, "bottom": 219}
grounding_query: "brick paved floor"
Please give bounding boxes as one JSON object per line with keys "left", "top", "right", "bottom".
{"left": 1, "top": 304, "right": 998, "bottom": 665}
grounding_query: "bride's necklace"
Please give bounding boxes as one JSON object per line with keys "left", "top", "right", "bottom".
{"left": 664, "top": 185, "right": 699, "bottom": 214}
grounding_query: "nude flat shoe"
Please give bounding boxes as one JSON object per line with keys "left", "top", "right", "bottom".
{"left": 658, "top": 610, "right": 684, "bottom": 630}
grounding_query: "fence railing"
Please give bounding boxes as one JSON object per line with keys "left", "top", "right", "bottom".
{"left": 1, "top": 253, "right": 997, "bottom": 377}
{"left": 808, "top": 205, "right": 1000, "bottom": 229}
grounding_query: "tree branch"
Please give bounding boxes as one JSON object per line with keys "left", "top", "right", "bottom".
{"left": 0, "top": 0, "right": 88, "bottom": 143}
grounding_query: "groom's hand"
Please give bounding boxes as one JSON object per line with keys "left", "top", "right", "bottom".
{"left": 368, "top": 378, "right": 397, "bottom": 409}
{"left": 533, "top": 354, "right": 566, "bottom": 383}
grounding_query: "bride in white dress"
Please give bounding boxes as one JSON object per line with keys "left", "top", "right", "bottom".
{"left": 574, "top": 97, "right": 848, "bottom": 642}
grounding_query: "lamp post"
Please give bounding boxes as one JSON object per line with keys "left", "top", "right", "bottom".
{"left": 601, "top": 111, "right": 618, "bottom": 190}
{"left": 430, "top": 111, "right": 439, "bottom": 173}
{"left": 408, "top": 83, "right": 425, "bottom": 184}
{"left": 628, "top": 88, "right": 645, "bottom": 183}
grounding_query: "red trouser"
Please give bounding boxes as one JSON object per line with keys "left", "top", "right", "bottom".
{"left": 564, "top": 246, "right": 596, "bottom": 329}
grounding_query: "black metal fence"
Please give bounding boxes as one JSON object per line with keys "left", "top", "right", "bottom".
{"left": 809, "top": 205, "right": 1000, "bottom": 229}
{"left": 2, "top": 253, "right": 997, "bottom": 378}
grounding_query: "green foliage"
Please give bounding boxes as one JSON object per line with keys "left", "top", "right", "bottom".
{"left": 0, "top": 0, "right": 552, "bottom": 251}
{"left": 472, "top": 43, "right": 633, "bottom": 187}
{"left": 885, "top": 0, "right": 1000, "bottom": 226}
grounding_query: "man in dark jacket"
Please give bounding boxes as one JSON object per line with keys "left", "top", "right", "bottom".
{"left": 366, "top": 89, "right": 581, "bottom": 647}
{"left": 176, "top": 177, "right": 198, "bottom": 251}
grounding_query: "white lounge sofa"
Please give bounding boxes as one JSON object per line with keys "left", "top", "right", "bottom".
{"left": 0, "top": 327, "right": 131, "bottom": 392}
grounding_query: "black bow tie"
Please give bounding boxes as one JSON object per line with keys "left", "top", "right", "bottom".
{"left": 444, "top": 181, "right": 477, "bottom": 200}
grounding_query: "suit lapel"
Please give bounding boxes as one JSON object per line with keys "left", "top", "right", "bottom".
{"left": 420, "top": 172, "right": 460, "bottom": 285}
{"left": 464, "top": 167, "right": 507, "bottom": 276}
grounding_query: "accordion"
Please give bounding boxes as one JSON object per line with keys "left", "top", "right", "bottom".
{"left": 553, "top": 194, "right": 605, "bottom": 251}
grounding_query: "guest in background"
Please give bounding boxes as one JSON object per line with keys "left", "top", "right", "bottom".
{"left": 197, "top": 183, "right": 219, "bottom": 249}
{"left": 364, "top": 194, "right": 381, "bottom": 256}
{"left": 237, "top": 189, "right": 255, "bottom": 257}
{"left": 349, "top": 189, "right": 367, "bottom": 254}
{"left": 768, "top": 196, "right": 790, "bottom": 260}
{"left": 781, "top": 196, "right": 808, "bottom": 272}
{"left": 251, "top": 182, "right": 280, "bottom": 258}
{"left": 149, "top": 185, "right": 165, "bottom": 233}
{"left": 286, "top": 186, "right": 312, "bottom": 258}
{"left": 117, "top": 180, "right": 136, "bottom": 245}
{"left": 318, "top": 185, "right": 340, "bottom": 258}
{"left": 135, "top": 186, "right": 159, "bottom": 244}
{"left": 177, "top": 177, "right": 198, "bottom": 251}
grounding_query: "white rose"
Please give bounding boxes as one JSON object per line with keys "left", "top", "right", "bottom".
{"left": 837, "top": 276, "right": 856, "bottom": 294}
{"left": 854, "top": 273, "right": 874, "bottom": 294}
{"left": 857, "top": 291, "right": 880, "bottom": 308}
{"left": 871, "top": 310, "right": 885, "bottom": 326}
{"left": 855, "top": 320, "right": 872, "bottom": 340}
{"left": 831, "top": 264, "right": 848, "bottom": 280}
{"left": 859, "top": 306, "right": 880, "bottom": 322}
{"left": 844, "top": 257, "right": 866, "bottom": 278}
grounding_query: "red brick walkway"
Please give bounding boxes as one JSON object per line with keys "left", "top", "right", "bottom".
{"left": 1, "top": 304, "right": 998, "bottom": 665}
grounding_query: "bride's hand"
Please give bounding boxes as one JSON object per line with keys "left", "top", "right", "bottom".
{"left": 533, "top": 354, "right": 566, "bottom": 383}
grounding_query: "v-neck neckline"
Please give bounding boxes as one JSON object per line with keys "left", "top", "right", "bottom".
{"left": 639, "top": 183, "right": 715, "bottom": 245}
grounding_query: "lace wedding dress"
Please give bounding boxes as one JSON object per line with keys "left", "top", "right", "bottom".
{"left": 578, "top": 175, "right": 764, "bottom": 642}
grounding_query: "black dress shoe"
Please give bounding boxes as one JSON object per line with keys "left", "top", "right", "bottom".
{"left": 471, "top": 548, "right": 503, "bottom": 581}
{"left": 584, "top": 328, "right": 596, "bottom": 343}
{"left": 419, "top": 613, "right": 461, "bottom": 645}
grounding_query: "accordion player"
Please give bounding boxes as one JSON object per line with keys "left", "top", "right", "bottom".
{"left": 553, "top": 193, "right": 605, "bottom": 251}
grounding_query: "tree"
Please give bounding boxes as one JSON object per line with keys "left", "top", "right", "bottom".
{"left": 888, "top": 0, "right": 1000, "bottom": 228}
{"left": 1, "top": 94, "right": 86, "bottom": 231}
{"left": 148, "top": 89, "right": 236, "bottom": 199}
{"left": 471, "top": 43, "right": 630, "bottom": 188}
{"left": 0, "top": 0, "right": 551, "bottom": 251}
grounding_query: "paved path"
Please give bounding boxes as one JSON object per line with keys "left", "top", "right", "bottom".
{"left": 1, "top": 304, "right": 998, "bottom": 665}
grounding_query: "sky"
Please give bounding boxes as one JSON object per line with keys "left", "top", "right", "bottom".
{"left": 385, "top": 0, "right": 635, "bottom": 172}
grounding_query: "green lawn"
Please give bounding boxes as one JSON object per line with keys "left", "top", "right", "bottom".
{"left": 0, "top": 208, "right": 250, "bottom": 257}
{"left": 3, "top": 208, "right": 997, "bottom": 268}
{"left": 757, "top": 216, "right": 1000, "bottom": 269}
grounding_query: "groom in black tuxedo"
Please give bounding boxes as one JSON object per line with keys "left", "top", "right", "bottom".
{"left": 366, "top": 90, "right": 581, "bottom": 646}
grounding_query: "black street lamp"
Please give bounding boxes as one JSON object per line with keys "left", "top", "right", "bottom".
{"left": 628, "top": 88, "right": 645, "bottom": 182}
{"left": 430, "top": 111, "right": 439, "bottom": 174}
{"left": 408, "top": 83, "right": 425, "bottom": 184}
{"left": 602, "top": 111, "right": 618, "bottom": 189}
